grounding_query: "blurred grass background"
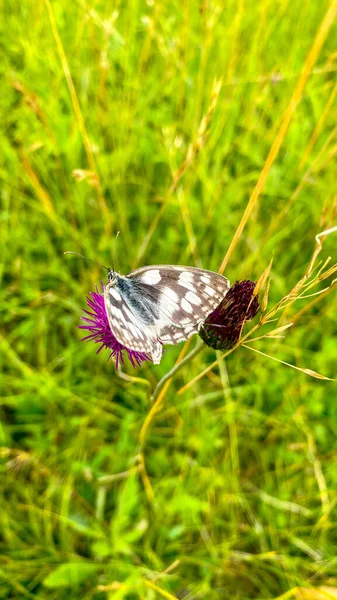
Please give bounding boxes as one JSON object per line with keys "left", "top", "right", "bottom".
{"left": 1, "top": 0, "right": 337, "bottom": 598}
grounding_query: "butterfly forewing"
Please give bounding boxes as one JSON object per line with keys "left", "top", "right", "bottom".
{"left": 127, "top": 265, "right": 230, "bottom": 345}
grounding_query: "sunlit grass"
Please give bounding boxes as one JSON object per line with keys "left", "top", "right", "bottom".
{"left": 1, "top": 0, "right": 337, "bottom": 598}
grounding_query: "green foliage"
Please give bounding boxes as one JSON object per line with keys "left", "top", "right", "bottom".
{"left": 43, "top": 563, "right": 100, "bottom": 589}
{"left": 1, "top": 0, "right": 337, "bottom": 598}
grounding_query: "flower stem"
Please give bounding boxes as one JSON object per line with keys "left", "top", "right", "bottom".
{"left": 151, "top": 340, "right": 205, "bottom": 403}
{"left": 138, "top": 340, "right": 204, "bottom": 448}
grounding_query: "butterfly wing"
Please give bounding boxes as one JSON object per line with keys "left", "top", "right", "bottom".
{"left": 104, "top": 277, "right": 163, "bottom": 364}
{"left": 127, "top": 265, "right": 230, "bottom": 346}
{"left": 104, "top": 265, "right": 230, "bottom": 365}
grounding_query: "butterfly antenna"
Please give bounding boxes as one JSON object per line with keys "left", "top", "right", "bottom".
{"left": 64, "top": 252, "right": 109, "bottom": 271}
{"left": 112, "top": 231, "right": 120, "bottom": 273}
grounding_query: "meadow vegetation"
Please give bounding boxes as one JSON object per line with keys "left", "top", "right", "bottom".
{"left": 1, "top": 0, "right": 337, "bottom": 598}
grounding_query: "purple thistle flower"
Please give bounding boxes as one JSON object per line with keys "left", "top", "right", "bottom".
{"left": 79, "top": 285, "right": 151, "bottom": 368}
{"left": 199, "top": 280, "right": 259, "bottom": 351}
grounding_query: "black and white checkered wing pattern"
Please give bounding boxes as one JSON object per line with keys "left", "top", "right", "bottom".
{"left": 104, "top": 265, "right": 230, "bottom": 365}
{"left": 104, "top": 278, "right": 163, "bottom": 363}
{"left": 128, "top": 265, "right": 230, "bottom": 345}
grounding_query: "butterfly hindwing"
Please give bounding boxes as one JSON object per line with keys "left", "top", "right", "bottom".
{"left": 104, "top": 278, "right": 163, "bottom": 363}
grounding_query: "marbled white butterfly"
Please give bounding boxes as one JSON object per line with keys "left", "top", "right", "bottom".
{"left": 65, "top": 253, "right": 230, "bottom": 365}
{"left": 104, "top": 264, "right": 230, "bottom": 364}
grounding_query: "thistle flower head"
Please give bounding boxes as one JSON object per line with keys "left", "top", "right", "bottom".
{"left": 199, "top": 280, "right": 259, "bottom": 350}
{"left": 79, "top": 285, "right": 151, "bottom": 368}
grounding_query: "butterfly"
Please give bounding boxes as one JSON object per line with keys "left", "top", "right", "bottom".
{"left": 104, "top": 265, "right": 230, "bottom": 364}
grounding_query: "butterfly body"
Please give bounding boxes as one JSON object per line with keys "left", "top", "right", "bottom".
{"left": 104, "top": 265, "right": 230, "bottom": 364}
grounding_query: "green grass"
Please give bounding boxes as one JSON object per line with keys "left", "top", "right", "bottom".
{"left": 1, "top": 0, "right": 337, "bottom": 598}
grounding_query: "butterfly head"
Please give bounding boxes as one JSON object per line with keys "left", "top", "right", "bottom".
{"left": 107, "top": 268, "right": 117, "bottom": 284}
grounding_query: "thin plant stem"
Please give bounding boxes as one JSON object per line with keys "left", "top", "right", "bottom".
{"left": 218, "top": 0, "right": 337, "bottom": 275}
{"left": 44, "top": 0, "right": 110, "bottom": 229}
{"left": 139, "top": 340, "right": 204, "bottom": 448}
{"left": 151, "top": 341, "right": 204, "bottom": 404}
{"left": 137, "top": 341, "right": 205, "bottom": 505}
{"left": 135, "top": 80, "right": 222, "bottom": 266}
{"left": 144, "top": 579, "right": 178, "bottom": 600}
